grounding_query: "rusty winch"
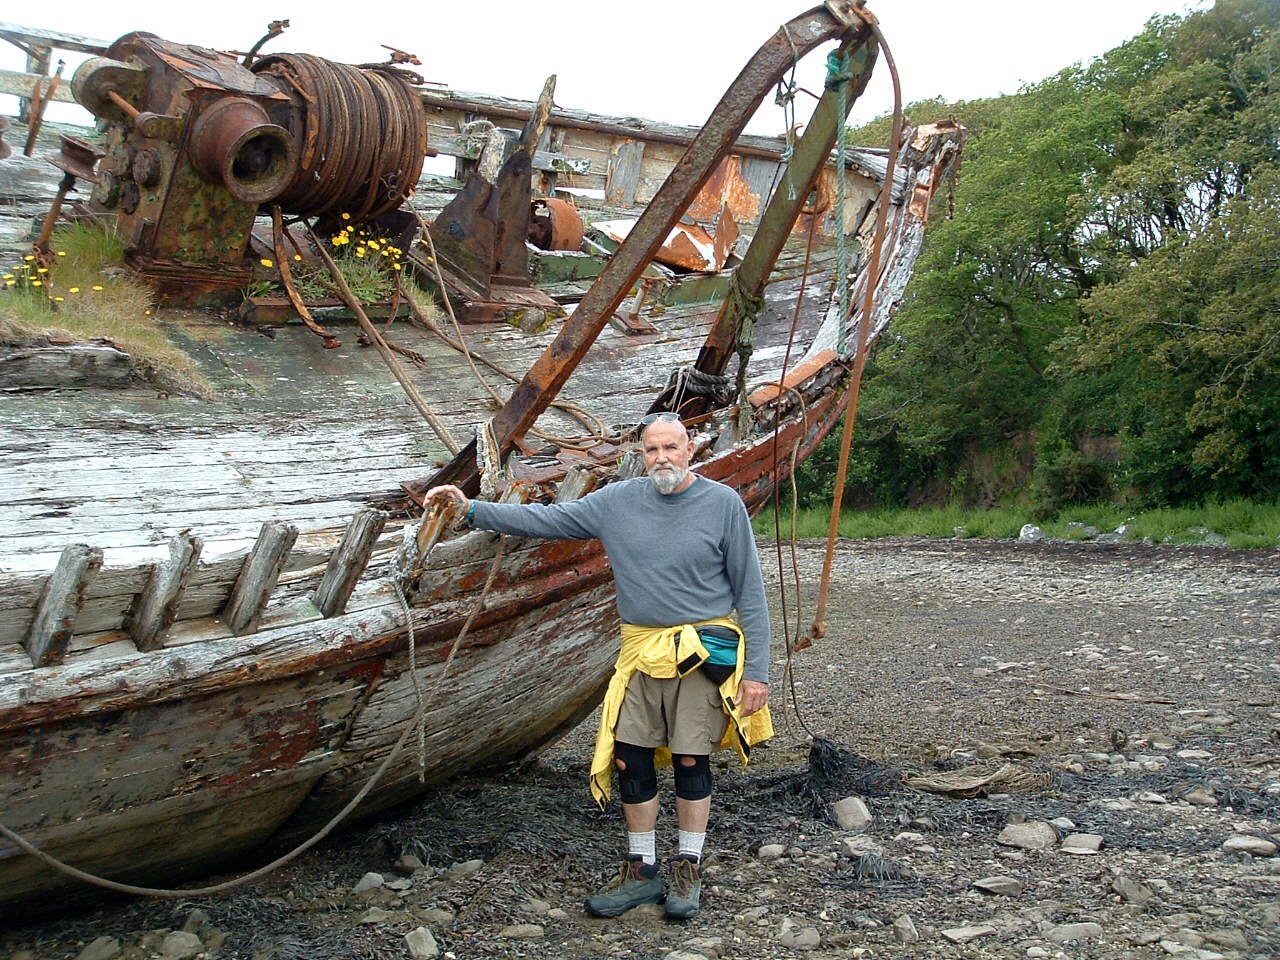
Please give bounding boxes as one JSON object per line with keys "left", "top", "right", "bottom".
{"left": 72, "top": 33, "right": 428, "bottom": 304}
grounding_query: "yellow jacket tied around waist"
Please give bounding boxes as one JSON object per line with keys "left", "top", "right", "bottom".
{"left": 589, "top": 617, "right": 774, "bottom": 807}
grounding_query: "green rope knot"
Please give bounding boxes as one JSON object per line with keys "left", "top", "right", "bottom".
{"left": 825, "top": 50, "right": 852, "bottom": 89}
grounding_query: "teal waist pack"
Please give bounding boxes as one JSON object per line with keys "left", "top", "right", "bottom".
{"left": 697, "top": 625, "right": 740, "bottom": 685}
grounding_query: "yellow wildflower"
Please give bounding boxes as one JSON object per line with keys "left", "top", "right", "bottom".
{"left": 92, "top": 285, "right": 104, "bottom": 291}
{"left": 69, "top": 287, "right": 80, "bottom": 293}
{"left": 260, "top": 258, "right": 274, "bottom": 268}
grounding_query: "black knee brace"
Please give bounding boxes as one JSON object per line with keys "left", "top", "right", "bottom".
{"left": 614, "top": 741, "right": 658, "bottom": 804}
{"left": 672, "top": 753, "right": 713, "bottom": 801}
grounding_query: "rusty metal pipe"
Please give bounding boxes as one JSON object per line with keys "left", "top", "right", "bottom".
{"left": 105, "top": 89, "right": 140, "bottom": 119}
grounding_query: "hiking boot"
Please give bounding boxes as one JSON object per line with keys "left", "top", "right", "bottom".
{"left": 663, "top": 855, "right": 702, "bottom": 920}
{"left": 584, "top": 856, "right": 664, "bottom": 917}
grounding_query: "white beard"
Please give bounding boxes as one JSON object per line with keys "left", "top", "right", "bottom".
{"left": 649, "top": 464, "right": 688, "bottom": 495}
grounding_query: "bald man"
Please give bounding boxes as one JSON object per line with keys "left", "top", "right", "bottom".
{"left": 425, "top": 413, "right": 771, "bottom": 920}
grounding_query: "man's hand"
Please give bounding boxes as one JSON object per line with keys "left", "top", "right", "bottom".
{"left": 737, "top": 679, "right": 769, "bottom": 717}
{"left": 424, "top": 484, "right": 470, "bottom": 514}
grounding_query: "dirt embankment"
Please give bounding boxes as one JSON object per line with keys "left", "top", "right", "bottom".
{"left": 4, "top": 538, "right": 1278, "bottom": 960}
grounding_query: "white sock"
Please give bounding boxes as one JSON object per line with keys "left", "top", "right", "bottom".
{"left": 678, "top": 830, "right": 705, "bottom": 863}
{"left": 628, "top": 830, "right": 657, "bottom": 865}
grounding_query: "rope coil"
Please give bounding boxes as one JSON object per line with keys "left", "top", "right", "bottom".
{"left": 253, "top": 54, "right": 428, "bottom": 223}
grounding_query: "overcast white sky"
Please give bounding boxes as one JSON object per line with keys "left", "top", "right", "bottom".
{"left": 4, "top": 1, "right": 1207, "bottom": 135}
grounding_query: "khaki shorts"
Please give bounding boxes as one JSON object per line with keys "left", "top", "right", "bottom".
{"left": 614, "top": 668, "right": 729, "bottom": 755}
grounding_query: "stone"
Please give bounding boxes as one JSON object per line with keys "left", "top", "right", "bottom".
{"left": 1183, "top": 786, "right": 1217, "bottom": 806}
{"left": 499, "top": 924, "right": 545, "bottom": 939}
{"left": 1062, "top": 833, "right": 1104, "bottom": 854}
{"left": 832, "top": 795, "right": 872, "bottom": 830}
{"left": 180, "top": 909, "right": 210, "bottom": 935}
{"left": 393, "top": 853, "right": 426, "bottom": 875}
{"left": 1203, "top": 928, "right": 1250, "bottom": 950}
{"left": 892, "top": 915, "right": 919, "bottom": 942}
{"left": 352, "top": 871, "right": 385, "bottom": 894}
{"left": 405, "top": 927, "right": 439, "bottom": 959}
{"left": 519, "top": 898, "right": 551, "bottom": 915}
{"left": 997, "top": 821, "right": 1059, "bottom": 851}
{"left": 1112, "top": 876, "right": 1156, "bottom": 904}
{"left": 778, "top": 917, "right": 822, "bottom": 950}
{"left": 1019, "top": 524, "right": 1046, "bottom": 541}
{"left": 159, "top": 931, "right": 203, "bottom": 960}
{"left": 417, "top": 906, "right": 455, "bottom": 924}
{"left": 1222, "top": 835, "right": 1278, "bottom": 857}
{"left": 757, "top": 843, "right": 786, "bottom": 860}
{"left": 360, "top": 907, "right": 395, "bottom": 924}
{"left": 1046, "top": 922, "right": 1103, "bottom": 943}
{"left": 973, "top": 875, "right": 1024, "bottom": 896}
{"left": 839, "top": 835, "right": 884, "bottom": 858}
{"left": 76, "top": 937, "right": 121, "bottom": 960}
{"left": 444, "top": 858, "right": 485, "bottom": 879}
{"left": 941, "top": 925, "right": 996, "bottom": 943}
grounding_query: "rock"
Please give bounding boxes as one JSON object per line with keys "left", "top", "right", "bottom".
{"left": 179, "top": 909, "right": 210, "bottom": 935}
{"left": 1184, "top": 786, "right": 1218, "bottom": 806}
{"left": 352, "top": 871, "right": 385, "bottom": 894}
{"left": 519, "top": 897, "right": 551, "bottom": 915}
{"left": 547, "top": 908, "right": 570, "bottom": 920}
{"left": 1222, "top": 835, "right": 1278, "bottom": 856}
{"left": 1112, "top": 876, "right": 1156, "bottom": 904}
{"left": 973, "top": 875, "right": 1024, "bottom": 896}
{"left": 685, "top": 938, "right": 725, "bottom": 958}
{"left": 159, "top": 931, "right": 203, "bottom": 960}
{"left": 499, "top": 924, "right": 545, "bottom": 939}
{"left": 444, "top": 858, "right": 485, "bottom": 879}
{"left": 405, "top": 926, "right": 439, "bottom": 959}
{"left": 832, "top": 795, "right": 872, "bottom": 830}
{"left": 384, "top": 877, "right": 414, "bottom": 891}
{"left": 996, "top": 821, "right": 1058, "bottom": 851}
{"left": 417, "top": 906, "right": 455, "bottom": 924}
{"left": 941, "top": 925, "right": 996, "bottom": 943}
{"left": 778, "top": 917, "right": 821, "bottom": 949}
{"left": 1176, "top": 749, "right": 1213, "bottom": 761}
{"left": 76, "top": 937, "right": 121, "bottom": 960}
{"left": 757, "top": 843, "right": 786, "bottom": 860}
{"left": 1046, "top": 921, "right": 1103, "bottom": 943}
{"left": 360, "top": 907, "right": 395, "bottom": 924}
{"left": 393, "top": 853, "right": 426, "bottom": 875}
{"left": 739, "top": 905, "right": 770, "bottom": 922}
{"left": 892, "top": 915, "right": 919, "bottom": 942}
{"left": 1062, "top": 833, "right": 1104, "bottom": 854}
{"left": 1026, "top": 948, "right": 1051, "bottom": 958}
{"left": 1019, "top": 524, "right": 1047, "bottom": 541}
{"left": 1133, "top": 790, "right": 1169, "bottom": 804}
{"left": 665, "top": 952, "right": 710, "bottom": 960}
{"left": 839, "top": 835, "right": 884, "bottom": 858}
{"left": 1203, "top": 928, "right": 1250, "bottom": 950}
{"left": 1049, "top": 816, "right": 1077, "bottom": 832}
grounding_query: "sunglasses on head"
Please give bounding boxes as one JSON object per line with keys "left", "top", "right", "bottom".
{"left": 638, "top": 411, "right": 682, "bottom": 427}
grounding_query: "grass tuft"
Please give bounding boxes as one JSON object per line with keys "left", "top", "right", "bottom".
{"left": 0, "top": 225, "right": 208, "bottom": 396}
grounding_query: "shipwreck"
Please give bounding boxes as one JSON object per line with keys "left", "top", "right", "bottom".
{"left": 0, "top": 3, "right": 962, "bottom": 911}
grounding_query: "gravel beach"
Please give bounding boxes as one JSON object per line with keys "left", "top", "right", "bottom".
{"left": 3, "top": 537, "right": 1278, "bottom": 960}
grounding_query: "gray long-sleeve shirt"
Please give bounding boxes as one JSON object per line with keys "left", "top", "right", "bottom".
{"left": 470, "top": 475, "right": 771, "bottom": 683}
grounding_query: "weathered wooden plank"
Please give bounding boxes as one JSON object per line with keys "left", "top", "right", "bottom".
{"left": 605, "top": 140, "right": 645, "bottom": 207}
{"left": 128, "top": 533, "right": 203, "bottom": 650}
{"left": 221, "top": 522, "right": 298, "bottom": 635}
{"left": 23, "top": 544, "right": 102, "bottom": 667}
{"left": 312, "top": 510, "right": 387, "bottom": 618}
{"left": 554, "top": 464, "right": 598, "bottom": 503}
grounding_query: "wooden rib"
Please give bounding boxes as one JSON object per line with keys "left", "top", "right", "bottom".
{"left": 24, "top": 544, "right": 103, "bottom": 667}
{"left": 222, "top": 521, "right": 298, "bottom": 635}
{"left": 128, "top": 533, "right": 203, "bottom": 651}
{"left": 312, "top": 509, "right": 388, "bottom": 618}
{"left": 554, "top": 464, "right": 597, "bottom": 503}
